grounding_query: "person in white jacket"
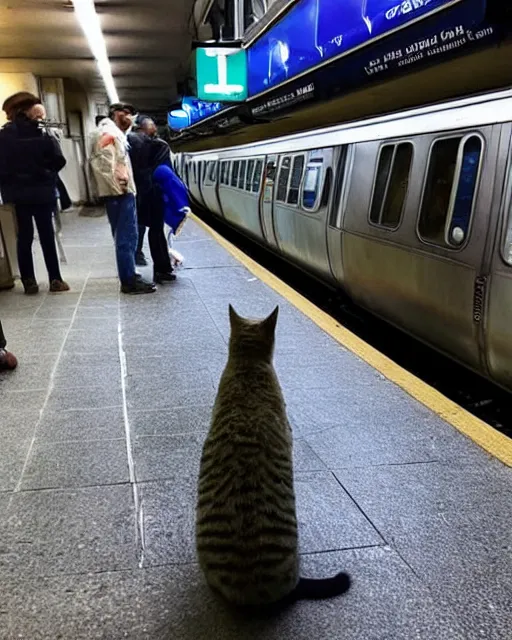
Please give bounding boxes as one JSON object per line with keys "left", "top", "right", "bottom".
{"left": 89, "top": 103, "right": 155, "bottom": 295}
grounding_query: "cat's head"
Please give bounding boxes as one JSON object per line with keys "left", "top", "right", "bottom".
{"left": 228, "top": 305, "right": 279, "bottom": 360}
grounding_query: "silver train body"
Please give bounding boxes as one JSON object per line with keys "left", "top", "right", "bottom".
{"left": 174, "top": 89, "right": 512, "bottom": 392}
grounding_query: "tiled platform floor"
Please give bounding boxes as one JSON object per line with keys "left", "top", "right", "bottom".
{"left": 0, "top": 210, "right": 510, "bottom": 639}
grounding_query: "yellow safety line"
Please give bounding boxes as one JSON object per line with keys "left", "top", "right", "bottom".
{"left": 191, "top": 214, "right": 512, "bottom": 467}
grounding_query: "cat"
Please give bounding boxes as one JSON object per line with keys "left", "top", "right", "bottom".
{"left": 196, "top": 304, "right": 351, "bottom": 607}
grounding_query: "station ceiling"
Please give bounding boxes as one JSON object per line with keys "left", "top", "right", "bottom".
{"left": 0, "top": 0, "right": 196, "bottom": 120}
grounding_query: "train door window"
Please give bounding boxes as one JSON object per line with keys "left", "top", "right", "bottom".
{"left": 193, "top": 163, "right": 197, "bottom": 183}
{"left": 302, "top": 158, "right": 323, "bottom": 210}
{"left": 246, "top": 160, "right": 255, "bottom": 191}
{"left": 328, "top": 145, "right": 352, "bottom": 228}
{"left": 418, "top": 134, "right": 483, "bottom": 247}
{"left": 231, "top": 161, "right": 239, "bottom": 187}
{"left": 185, "top": 163, "right": 190, "bottom": 184}
{"left": 238, "top": 160, "right": 247, "bottom": 189}
{"left": 502, "top": 155, "right": 512, "bottom": 265}
{"left": 370, "top": 142, "right": 413, "bottom": 229}
{"left": 208, "top": 161, "right": 217, "bottom": 183}
{"left": 287, "top": 155, "right": 305, "bottom": 205}
{"left": 320, "top": 167, "right": 333, "bottom": 208}
{"left": 223, "top": 162, "right": 231, "bottom": 185}
{"left": 253, "top": 159, "right": 263, "bottom": 192}
{"left": 276, "top": 156, "right": 291, "bottom": 202}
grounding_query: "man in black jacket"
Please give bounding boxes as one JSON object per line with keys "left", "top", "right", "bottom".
{"left": 128, "top": 117, "right": 175, "bottom": 283}
{"left": 0, "top": 94, "right": 69, "bottom": 295}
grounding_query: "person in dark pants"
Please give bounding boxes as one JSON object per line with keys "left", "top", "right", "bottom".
{"left": 89, "top": 103, "right": 155, "bottom": 295}
{"left": 0, "top": 95, "right": 70, "bottom": 295}
{"left": 0, "top": 321, "right": 17, "bottom": 371}
{"left": 128, "top": 118, "right": 175, "bottom": 283}
{"left": 133, "top": 117, "right": 158, "bottom": 266}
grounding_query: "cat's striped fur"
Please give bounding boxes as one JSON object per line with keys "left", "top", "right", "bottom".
{"left": 196, "top": 305, "right": 350, "bottom": 607}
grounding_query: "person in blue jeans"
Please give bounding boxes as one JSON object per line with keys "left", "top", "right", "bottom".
{"left": 89, "top": 103, "right": 155, "bottom": 295}
{"left": 0, "top": 94, "right": 70, "bottom": 295}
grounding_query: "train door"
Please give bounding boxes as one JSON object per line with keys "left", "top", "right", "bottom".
{"left": 260, "top": 155, "right": 279, "bottom": 248}
{"left": 326, "top": 145, "right": 352, "bottom": 284}
{"left": 411, "top": 127, "right": 501, "bottom": 374}
{"left": 482, "top": 122, "right": 512, "bottom": 388}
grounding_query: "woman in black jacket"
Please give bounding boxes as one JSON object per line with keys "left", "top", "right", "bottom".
{"left": 0, "top": 95, "right": 69, "bottom": 294}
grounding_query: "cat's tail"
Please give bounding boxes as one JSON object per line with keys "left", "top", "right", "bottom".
{"left": 294, "top": 572, "right": 351, "bottom": 600}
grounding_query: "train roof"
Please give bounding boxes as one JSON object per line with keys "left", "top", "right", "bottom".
{"left": 184, "top": 87, "right": 512, "bottom": 160}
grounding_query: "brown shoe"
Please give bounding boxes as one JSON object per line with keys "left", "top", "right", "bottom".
{"left": 0, "top": 348, "right": 17, "bottom": 370}
{"left": 49, "top": 279, "right": 70, "bottom": 293}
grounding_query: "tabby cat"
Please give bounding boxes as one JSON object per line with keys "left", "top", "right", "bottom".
{"left": 196, "top": 304, "right": 350, "bottom": 607}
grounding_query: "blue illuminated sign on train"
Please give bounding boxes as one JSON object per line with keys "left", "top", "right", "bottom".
{"left": 247, "top": 0, "right": 485, "bottom": 97}
{"left": 168, "top": 97, "right": 225, "bottom": 130}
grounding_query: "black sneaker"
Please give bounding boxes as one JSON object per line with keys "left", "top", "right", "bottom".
{"left": 22, "top": 278, "right": 39, "bottom": 295}
{"left": 154, "top": 271, "right": 176, "bottom": 283}
{"left": 121, "top": 278, "right": 156, "bottom": 295}
{"left": 135, "top": 252, "right": 147, "bottom": 266}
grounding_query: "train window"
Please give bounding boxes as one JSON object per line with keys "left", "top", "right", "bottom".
{"left": 287, "top": 155, "right": 305, "bottom": 205}
{"left": 208, "top": 161, "right": 217, "bottom": 183}
{"left": 231, "top": 161, "right": 239, "bottom": 187}
{"left": 246, "top": 160, "right": 255, "bottom": 191}
{"left": 276, "top": 157, "right": 291, "bottom": 202}
{"left": 419, "top": 135, "right": 482, "bottom": 247}
{"left": 370, "top": 143, "right": 412, "bottom": 229}
{"left": 302, "top": 159, "right": 323, "bottom": 210}
{"left": 238, "top": 160, "right": 247, "bottom": 189}
{"left": 252, "top": 160, "right": 263, "bottom": 192}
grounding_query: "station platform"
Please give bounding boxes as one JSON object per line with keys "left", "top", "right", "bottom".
{"left": 0, "top": 209, "right": 510, "bottom": 640}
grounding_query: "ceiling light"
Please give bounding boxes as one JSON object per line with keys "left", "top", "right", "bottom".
{"left": 71, "top": 0, "right": 119, "bottom": 104}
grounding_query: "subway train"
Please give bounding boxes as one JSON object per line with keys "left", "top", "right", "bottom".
{"left": 172, "top": 88, "right": 512, "bottom": 392}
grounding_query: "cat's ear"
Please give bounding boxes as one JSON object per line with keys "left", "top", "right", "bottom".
{"left": 229, "top": 304, "right": 242, "bottom": 329}
{"left": 261, "top": 306, "right": 279, "bottom": 336}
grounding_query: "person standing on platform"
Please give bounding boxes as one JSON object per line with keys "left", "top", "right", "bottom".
{"left": 90, "top": 103, "right": 156, "bottom": 295}
{"left": 133, "top": 115, "right": 157, "bottom": 266}
{"left": 0, "top": 94, "right": 70, "bottom": 295}
{"left": 0, "top": 321, "right": 17, "bottom": 371}
{"left": 128, "top": 117, "right": 178, "bottom": 283}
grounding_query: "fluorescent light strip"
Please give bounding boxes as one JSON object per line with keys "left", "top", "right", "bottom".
{"left": 72, "top": 0, "right": 119, "bottom": 104}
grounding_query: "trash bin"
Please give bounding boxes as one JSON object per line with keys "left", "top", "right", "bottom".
{"left": 0, "top": 204, "right": 16, "bottom": 290}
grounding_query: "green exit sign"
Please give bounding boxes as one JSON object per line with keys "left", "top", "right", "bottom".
{"left": 196, "top": 46, "right": 247, "bottom": 102}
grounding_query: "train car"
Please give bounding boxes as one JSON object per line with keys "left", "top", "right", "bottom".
{"left": 174, "top": 88, "right": 512, "bottom": 392}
